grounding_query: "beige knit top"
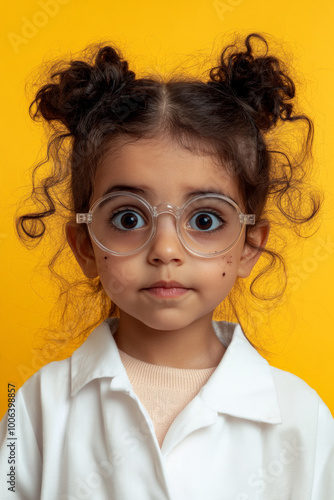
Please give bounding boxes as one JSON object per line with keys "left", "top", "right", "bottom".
{"left": 118, "top": 349, "right": 218, "bottom": 448}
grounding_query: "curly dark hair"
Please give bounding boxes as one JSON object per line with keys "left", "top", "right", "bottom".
{"left": 17, "top": 32, "right": 321, "bottom": 359}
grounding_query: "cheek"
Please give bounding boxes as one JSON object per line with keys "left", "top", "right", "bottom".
{"left": 220, "top": 254, "right": 239, "bottom": 279}
{"left": 217, "top": 256, "right": 240, "bottom": 301}
{"left": 201, "top": 255, "right": 238, "bottom": 293}
{"left": 95, "top": 254, "right": 110, "bottom": 274}
{"left": 96, "top": 255, "right": 138, "bottom": 298}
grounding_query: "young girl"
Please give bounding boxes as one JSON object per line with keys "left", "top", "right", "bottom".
{"left": 1, "top": 32, "right": 333, "bottom": 500}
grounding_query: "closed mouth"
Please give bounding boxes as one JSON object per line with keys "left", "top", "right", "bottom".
{"left": 144, "top": 280, "right": 189, "bottom": 289}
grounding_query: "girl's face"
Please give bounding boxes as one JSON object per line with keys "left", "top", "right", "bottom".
{"left": 68, "top": 135, "right": 267, "bottom": 334}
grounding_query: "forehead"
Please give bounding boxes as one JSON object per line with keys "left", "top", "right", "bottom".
{"left": 93, "top": 136, "right": 242, "bottom": 205}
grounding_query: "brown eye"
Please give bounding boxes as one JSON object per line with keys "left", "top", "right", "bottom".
{"left": 188, "top": 212, "right": 224, "bottom": 232}
{"left": 110, "top": 210, "right": 146, "bottom": 231}
{"left": 194, "top": 214, "right": 213, "bottom": 230}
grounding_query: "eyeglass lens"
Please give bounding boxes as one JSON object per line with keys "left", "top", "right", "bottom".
{"left": 90, "top": 194, "right": 242, "bottom": 256}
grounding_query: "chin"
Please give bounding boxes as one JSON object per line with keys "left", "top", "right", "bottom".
{"left": 134, "top": 311, "right": 201, "bottom": 332}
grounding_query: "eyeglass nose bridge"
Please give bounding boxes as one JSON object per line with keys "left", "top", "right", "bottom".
{"left": 152, "top": 202, "right": 182, "bottom": 220}
{"left": 149, "top": 202, "right": 187, "bottom": 255}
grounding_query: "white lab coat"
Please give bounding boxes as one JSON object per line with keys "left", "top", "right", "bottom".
{"left": 0, "top": 317, "right": 333, "bottom": 499}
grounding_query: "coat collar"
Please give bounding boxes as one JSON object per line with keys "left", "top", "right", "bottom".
{"left": 200, "top": 320, "right": 282, "bottom": 423}
{"left": 71, "top": 317, "right": 282, "bottom": 425}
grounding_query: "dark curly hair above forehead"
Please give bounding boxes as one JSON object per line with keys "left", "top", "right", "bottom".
{"left": 17, "top": 33, "right": 321, "bottom": 356}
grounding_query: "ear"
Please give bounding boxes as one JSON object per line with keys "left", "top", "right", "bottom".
{"left": 237, "top": 219, "right": 270, "bottom": 279}
{"left": 65, "top": 222, "right": 99, "bottom": 279}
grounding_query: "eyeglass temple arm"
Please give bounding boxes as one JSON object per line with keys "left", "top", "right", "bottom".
{"left": 76, "top": 214, "right": 92, "bottom": 223}
{"left": 239, "top": 214, "right": 256, "bottom": 225}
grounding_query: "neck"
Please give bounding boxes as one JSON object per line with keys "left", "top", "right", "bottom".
{"left": 112, "top": 312, "right": 226, "bottom": 369}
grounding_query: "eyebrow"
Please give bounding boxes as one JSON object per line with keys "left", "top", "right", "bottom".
{"left": 102, "top": 184, "right": 238, "bottom": 204}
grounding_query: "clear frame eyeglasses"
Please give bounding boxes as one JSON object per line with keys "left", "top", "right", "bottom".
{"left": 76, "top": 191, "right": 256, "bottom": 258}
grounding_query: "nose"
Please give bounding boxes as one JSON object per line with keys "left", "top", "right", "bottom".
{"left": 146, "top": 211, "right": 186, "bottom": 264}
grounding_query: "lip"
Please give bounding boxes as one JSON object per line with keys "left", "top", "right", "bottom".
{"left": 143, "top": 287, "right": 190, "bottom": 298}
{"left": 144, "top": 280, "right": 189, "bottom": 289}
{"left": 142, "top": 280, "right": 192, "bottom": 298}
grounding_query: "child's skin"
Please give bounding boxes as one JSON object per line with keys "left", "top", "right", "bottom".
{"left": 66, "top": 135, "right": 268, "bottom": 369}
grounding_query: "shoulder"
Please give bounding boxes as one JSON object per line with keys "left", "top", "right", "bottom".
{"left": 30, "top": 355, "right": 71, "bottom": 384}
{"left": 0, "top": 356, "right": 73, "bottom": 456}
{"left": 11, "top": 319, "right": 117, "bottom": 411}
{"left": 13, "top": 356, "right": 72, "bottom": 416}
{"left": 270, "top": 365, "right": 318, "bottom": 400}
{"left": 269, "top": 364, "right": 334, "bottom": 427}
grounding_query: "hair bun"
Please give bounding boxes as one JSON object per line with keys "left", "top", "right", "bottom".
{"left": 30, "top": 45, "right": 136, "bottom": 135}
{"left": 208, "top": 33, "right": 295, "bottom": 131}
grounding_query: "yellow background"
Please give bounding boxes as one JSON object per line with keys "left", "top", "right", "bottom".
{"left": 1, "top": 0, "right": 333, "bottom": 418}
